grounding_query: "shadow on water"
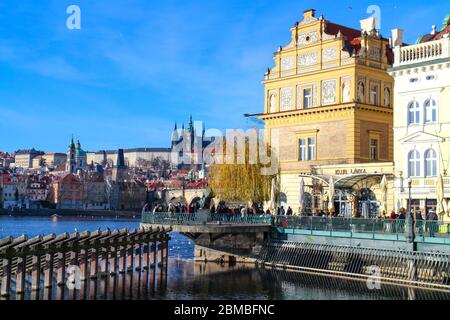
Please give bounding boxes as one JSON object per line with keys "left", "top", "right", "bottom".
{"left": 3, "top": 259, "right": 449, "bottom": 301}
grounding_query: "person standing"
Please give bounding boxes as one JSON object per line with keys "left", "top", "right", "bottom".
{"left": 426, "top": 210, "right": 438, "bottom": 237}
{"left": 286, "top": 207, "right": 293, "bottom": 216}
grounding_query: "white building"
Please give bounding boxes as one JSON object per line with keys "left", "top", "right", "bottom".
{"left": 389, "top": 15, "right": 450, "bottom": 220}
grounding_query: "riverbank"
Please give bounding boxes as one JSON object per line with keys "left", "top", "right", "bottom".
{"left": 0, "top": 208, "right": 141, "bottom": 218}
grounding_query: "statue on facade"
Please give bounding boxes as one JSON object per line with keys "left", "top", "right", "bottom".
{"left": 269, "top": 94, "right": 276, "bottom": 112}
{"left": 342, "top": 81, "right": 351, "bottom": 103}
{"left": 384, "top": 87, "right": 391, "bottom": 107}
{"left": 357, "top": 81, "right": 365, "bottom": 103}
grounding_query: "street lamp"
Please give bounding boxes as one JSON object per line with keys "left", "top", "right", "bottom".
{"left": 406, "top": 178, "right": 414, "bottom": 243}
{"left": 407, "top": 178, "right": 412, "bottom": 216}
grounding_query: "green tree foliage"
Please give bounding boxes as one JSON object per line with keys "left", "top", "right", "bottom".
{"left": 209, "top": 137, "right": 279, "bottom": 205}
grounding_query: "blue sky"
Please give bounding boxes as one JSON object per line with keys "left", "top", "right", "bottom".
{"left": 0, "top": 0, "right": 447, "bottom": 153}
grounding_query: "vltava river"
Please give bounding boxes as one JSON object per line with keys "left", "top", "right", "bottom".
{"left": 0, "top": 215, "right": 448, "bottom": 300}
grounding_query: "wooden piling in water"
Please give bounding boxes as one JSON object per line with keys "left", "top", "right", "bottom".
{"left": 15, "top": 255, "right": 27, "bottom": 294}
{"left": 0, "top": 227, "right": 172, "bottom": 298}
{"left": 1, "top": 257, "right": 12, "bottom": 297}
{"left": 31, "top": 254, "right": 41, "bottom": 291}
{"left": 43, "top": 253, "right": 54, "bottom": 288}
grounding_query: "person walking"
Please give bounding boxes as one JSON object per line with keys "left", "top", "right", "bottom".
{"left": 286, "top": 206, "right": 293, "bottom": 216}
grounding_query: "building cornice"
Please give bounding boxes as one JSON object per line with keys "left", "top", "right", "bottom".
{"left": 258, "top": 103, "right": 393, "bottom": 120}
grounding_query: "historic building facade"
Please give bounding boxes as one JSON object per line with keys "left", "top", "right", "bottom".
{"left": 259, "top": 9, "right": 395, "bottom": 217}
{"left": 389, "top": 14, "right": 450, "bottom": 220}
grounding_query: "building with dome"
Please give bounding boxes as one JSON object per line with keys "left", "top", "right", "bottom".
{"left": 389, "top": 13, "right": 450, "bottom": 220}
{"left": 66, "top": 137, "right": 87, "bottom": 174}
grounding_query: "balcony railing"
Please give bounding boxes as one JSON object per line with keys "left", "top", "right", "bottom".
{"left": 394, "top": 38, "right": 450, "bottom": 66}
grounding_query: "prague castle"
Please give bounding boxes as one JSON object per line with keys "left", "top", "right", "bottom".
{"left": 259, "top": 9, "right": 395, "bottom": 217}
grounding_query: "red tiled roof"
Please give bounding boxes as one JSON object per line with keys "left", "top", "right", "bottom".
{"left": 325, "top": 22, "right": 361, "bottom": 41}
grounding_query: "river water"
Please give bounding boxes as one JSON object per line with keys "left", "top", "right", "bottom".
{"left": 0, "top": 215, "right": 448, "bottom": 300}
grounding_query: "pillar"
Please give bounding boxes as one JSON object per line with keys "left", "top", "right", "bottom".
{"left": 43, "top": 253, "right": 54, "bottom": 288}
{"left": 150, "top": 241, "right": 157, "bottom": 268}
{"left": 164, "top": 239, "right": 169, "bottom": 265}
{"left": 90, "top": 248, "right": 99, "bottom": 279}
{"left": 79, "top": 249, "right": 89, "bottom": 281}
{"left": 15, "top": 255, "right": 27, "bottom": 294}
{"left": 142, "top": 242, "right": 149, "bottom": 270}
{"left": 56, "top": 251, "right": 66, "bottom": 286}
{"left": 100, "top": 247, "right": 109, "bottom": 277}
{"left": 31, "top": 254, "right": 41, "bottom": 291}
{"left": 126, "top": 244, "right": 134, "bottom": 273}
{"left": 109, "top": 246, "right": 117, "bottom": 275}
{"left": 134, "top": 243, "right": 142, "bottom": 271}
{"left": 118, "top": 246, "right": 126, "bottom": 274}
{"left": 69, "top": 250, "right": 78, "bottom": 267}
{"left": 1, "top": 257, "right": 12, "bottom": 297}
{"left": 158, "top": 240, "right": 165, "bottom": 267}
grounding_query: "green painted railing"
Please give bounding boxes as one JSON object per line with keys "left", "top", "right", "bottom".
{"left": 275, "top": 216, "right": 450, "bottom": 241}
{"left": 141, "top": 212, "right": 450, "bottom": 241}
{"left": 142, "top": 212, "right": 273, "bottom": 225}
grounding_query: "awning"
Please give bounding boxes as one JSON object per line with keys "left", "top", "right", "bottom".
{"left": 299, "top": 173, "right": 394, "bottom": 189}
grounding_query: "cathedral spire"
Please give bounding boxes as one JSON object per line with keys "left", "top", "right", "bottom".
{"left": 188, "top": 115, "right": 194, "bottom": 132}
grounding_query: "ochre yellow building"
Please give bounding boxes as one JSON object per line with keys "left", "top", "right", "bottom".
{"left": 259, "top": 9, "right": 395, "bottom": 217}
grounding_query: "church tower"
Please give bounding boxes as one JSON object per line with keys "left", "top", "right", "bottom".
{"left": 66, "top": 137, "right": 76, "bottom": 173}
{"left": 112, "top": 149, "right": 127, "bottom": 182}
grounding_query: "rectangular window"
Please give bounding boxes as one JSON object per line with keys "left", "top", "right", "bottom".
{"left": 308, "top": 138, "right": 316, "bottom": 160}
{"left": 370, "top": 139, "right": 378, "bottom": 160}
{"left": 303, "top": 88, "right": 312, "bottom": 109}
{"left": 370, "top": 85, "right": 379, "bottom": 105}
{"left": 299, "top": 139, "right": 306, "bottom": 161}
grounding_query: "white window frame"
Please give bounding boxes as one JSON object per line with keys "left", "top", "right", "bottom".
{"left": 408, "top": 150, "right": 421, "bottom": 177}
{"left": 307, "top": 138, "right": 315, "bottom": 161}
{"left": 303, "top": 88, "right": 312, "bottom": 109}
{"left": 424, "top": 148, "right": 438, "bottom": 177}
{"left": 424, "top": 99, "right": 437, "bottom": 124}
{"left": 408, "top": 101, "right": 420, "bottom": 125}
{"left": 299, "top": 139, "right": 307, "bottom": 161}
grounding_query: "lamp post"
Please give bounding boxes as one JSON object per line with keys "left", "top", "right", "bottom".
{"left": 406, "top": 178, "right": 415, "bottom": 243}
{"left": 408, "top": 178, "right": 412, "bottom": 216}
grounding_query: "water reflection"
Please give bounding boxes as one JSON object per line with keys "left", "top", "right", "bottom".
{"left": 2, "top": 259, "right": 449, "bottom": 301}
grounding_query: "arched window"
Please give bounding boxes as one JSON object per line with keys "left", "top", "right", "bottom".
{"left": 408, "top": 101, "right": 420, "bottom": 125}
{"left": 425, "top": 149, "right": 438, "bottom": 177}
{"left": 424, "top": 99, "right": 437, "bottom": 123}
{"left": 408, "top": 150, "right": 421, "bottom": 177}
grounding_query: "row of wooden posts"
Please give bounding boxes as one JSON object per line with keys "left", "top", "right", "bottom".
{"left": 0, "top": 227, "right": 171, "bottom": 297}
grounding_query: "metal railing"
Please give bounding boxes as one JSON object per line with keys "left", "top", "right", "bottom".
{"left": 141, "top": 212, "right": 450, "bottom": 240}
{"left": 142, "top": 212, "right": 273, "bottom": 225}
{"left": 275, "top": 216, "right": 450, "bottom": 240}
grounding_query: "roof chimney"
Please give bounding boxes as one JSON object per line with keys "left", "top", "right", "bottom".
{"left": 391, "top": 28, "right": 404, "bottom": 47}
{"left": 431, "top": 24, "right": 437, "bottom": 35}
{"left": 303, "top": 9, "right": 316, "bottom": 19}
